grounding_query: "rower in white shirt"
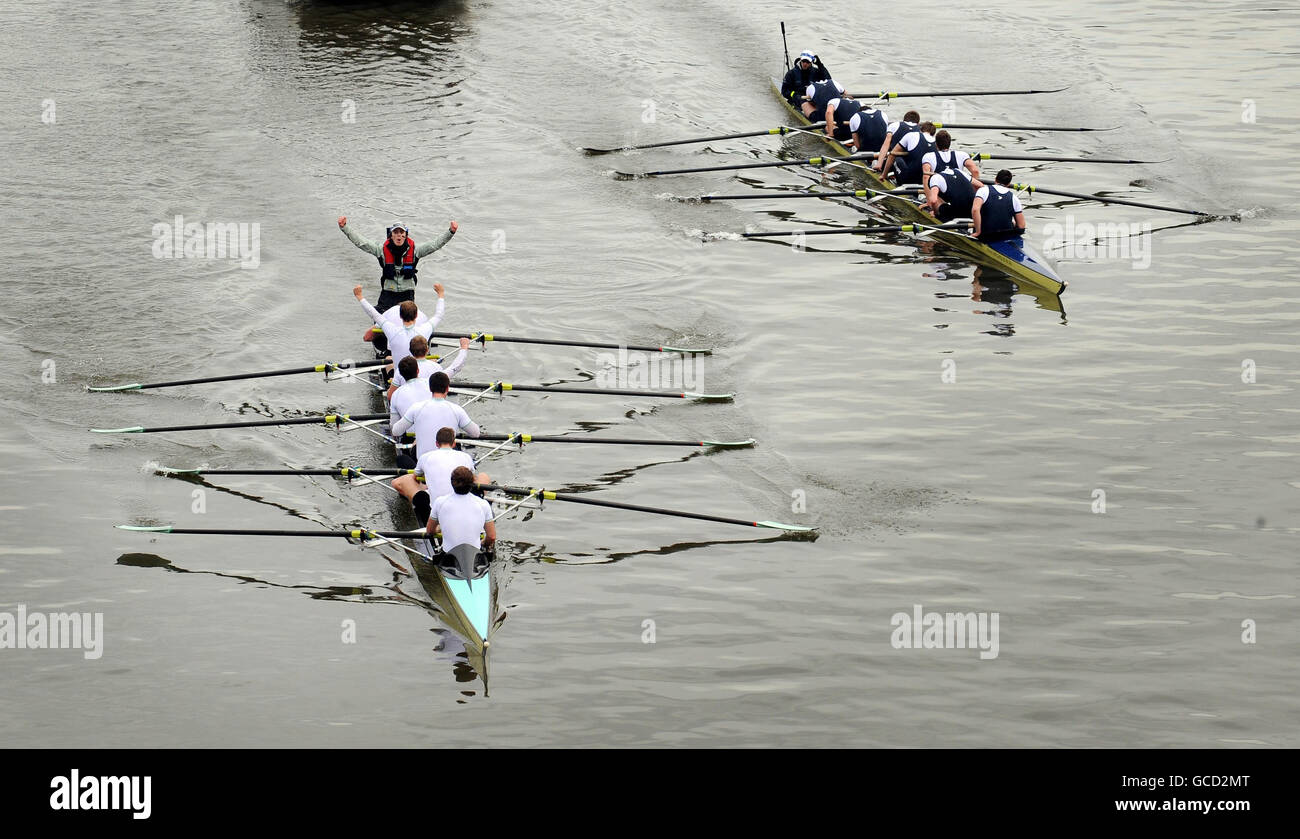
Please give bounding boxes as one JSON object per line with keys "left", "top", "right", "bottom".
{"left": 391, "top": 371, "right": 481, "bottom": 460}
{"left": 386, "top": 334, "right": 470, "bottom": 400}
{"left": 353, "top": 282, "right": 445, "bottom": 368}
{"left": 392, "top": 426, "right": 491, "bottom": 526}
{"left": 428, "top": 466, "right": 496, "bottom": 552}
{"left": 388, "top": 356, "right": 432, "bottom": 436}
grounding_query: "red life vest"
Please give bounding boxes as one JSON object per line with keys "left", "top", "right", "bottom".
{"left": 380, "top": 239, "right": 418, "bottom": 282}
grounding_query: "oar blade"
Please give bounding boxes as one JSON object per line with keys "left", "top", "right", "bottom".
{"left": 756, "top": 520, "right": 817, "bottom": 532}
{"left": 90, "top": 426, "right": 145, "bottom": 434}
{"left": 703, "top": 438, "right": 757, "bottom": 448}
{"left": 86, "top": 383, "right": 144, "bottom": 393}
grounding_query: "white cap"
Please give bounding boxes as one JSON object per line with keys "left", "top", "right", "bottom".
{"left": 798, "top": 50, "right": 815, "bottom": 64}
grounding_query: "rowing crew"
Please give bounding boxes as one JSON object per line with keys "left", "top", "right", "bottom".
{"left": 386, "top": 367, "right": 495, "bottom": 553}
{"left": 339, "top": 216, "right": 496, "bottom": 556}
{"left": 785, "top": 53, "right": 1029, "bottom": 243}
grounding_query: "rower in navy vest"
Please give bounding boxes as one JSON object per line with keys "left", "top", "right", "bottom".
{"left": 823, "top": 93, "right": 862, "bottom": 145}
{"left": 872, "top": 110, "right": 920, "bottom": 175}
{"left": 337, "top": 216, "right": 457, "bottom": 353}
{"left": 803, "top": 78, "right": 848, "bottom": 120}
{"left": 921, "top": 130, "right": 981, "bottom": 188}
{"left": 849, "top": 103, "right": 888, "bottom": 156}
{"left": 971, "top": 170, "right": 1028, "bottom": 242}
{"left": 781, "top": 50, "right": 832, "bottom": 107}
{"left": 879, "top": 120, "right": 937, "bottom": 185}
{"left": 921, "top": 129, "right": 982, "bottom": 220}
{"left": 924, "top": 164, "right": 979, "bottom": 221}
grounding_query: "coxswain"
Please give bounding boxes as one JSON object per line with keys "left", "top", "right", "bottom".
{"left": 803, "top": 78, "right": 848, "bottom": 120}
{"left": 970, "top": 170, "right": 1028, "bottom": 242}
{"left": 780, "top": 50, "right": 832, "bottom": 106}
{"left": 392, "top": 427, "right": 491, "bottom": 527}
{"left": 353, "top": 283, "right": 443, "bottom": 370}
{"left": 879, "top": 119, "right": 937, "bottom": 185}
{"left": 387, "top": 334, "right": 471, "bottom": 401}
{"left": 337, "top": 216, "right": 457, "bottom": 352}
{"left": 391, "top": 371, "right": 481, "bottom": 462}
{"left": 849, "top": 102, "right": 889, "bottom": 159}
{"left": 427, "top": 466, "right": 496, "bottom": 552}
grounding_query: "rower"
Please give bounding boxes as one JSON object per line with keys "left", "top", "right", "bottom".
{"left": 922, "top": 130, "right": 983, "bottom": 221}
{"left": 921, "top": 129, "right": 981, "bottom": 190}
{"left": 823, "top": 93, "right": 862, "bottom": 146}
{"left": 923, "top": 163, "right": 979, "bottom": 221}
{"left": 872, "top": 110, "right": 920, "bottom": 175}
{"left": 971, "top": 169, "right": 1027, "bottom": 242}
{"left": 386, "top": 334, "right": 471, "bottom": 400}
{"left": 803, "top": 78, "right": 848, "bottom": 120}
{"left": 388, "top": 356, "right": 432, "bottom": 429}
{"left": 879, "top": 119, "right": 937, "bottom": 185}
{"left": 392, "top": 426, "right": 491, "bottom": 527}
{"left": 391, "top": 371, "right": 481, "bottom": 463}
{"left": 337, "top": 216, "right": 457, "bottom": 352}
{"left": 427, "top": 466, "right": 496, "bottom": 552}
{"left": 353, "top": 283, "right": 443, "bottom": 370}
{"left": 849, "top": 102, "right": 889, "bottom": 159}
{"left": 781, "top": 50, "right": 832, "bottom": 107}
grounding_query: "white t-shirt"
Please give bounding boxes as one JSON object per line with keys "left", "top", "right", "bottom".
{"left": 848, "top": 107, "right": 886, "bottom": 133}
{"left": 391, "top": 350, "right": 467, "bottom": 388}
{"left": 922, "top": 149, "right": 971, "bottom": 173}
{"left": 928, "top": 170, "right": 974, "bottom": 197}
{"left": 389, "top": 378, "right": 431, "bottom": 425}
{"left": 974, "top": 184, "right": 1025, "bottom": 212}
{"left": 392, "top": 397, "right": 479, "bottom": 459}
{"left": 805, "top": 79, "right": 845, "bottom": 99}
{"left": 431, "top": 492, "right": 494, "bottom": 551}
{"left": 898, "top": 131, "right": 935, "bottom": 152}
{"left": 885, "top": 120, "right": 917, "bottom": 139}
{"left": 415, "top": 447, "right": 476, "bottom": 502}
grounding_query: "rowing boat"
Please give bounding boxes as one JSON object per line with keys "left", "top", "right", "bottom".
{"left": 371, "top": 355, "right": 496, "bottom": 651}
{"left": 768, "top": 78, "right": 1066, "bottom": 297}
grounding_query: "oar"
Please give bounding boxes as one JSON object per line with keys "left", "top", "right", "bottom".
{"left": 742, "top": 222, "right": 968, "bottom": 239}
{"left": 582, "top": 122, "right": 827, "bottom": 155}
{"left": 91, "top": 413, "right": 388, "bottom": 434}
{"left": 431, "top": 331, "right": 712, "bottom": 355}
{"left": 457, "top": 381, "right": 734, "bottom": 402}
{"left": 850, "top": 87, "right": 1069, "bottom": 99}
{"left": 932, "top": 122, "right": 1114, "bottom": 132}
{"left": 621, "top": 153, "right": 874, "bottom": 178}
{"left": 1007, "top": 181, "right": 1212, "bottom": 217}
{"left": 481, "top": 483, "right": 815, "bottom": 533}
{"left": 704, "top": 186, "right": 922, "bottom": 202}
{"left": 970, "top": 152, "right": 1161, "bottom": 165}
{"left": 87, "top": 359, "right": 389, "bottom": 392}
{"left": 468, "top": 433, "right": 754, "bottom": 447}
{"left": 158, "top": 466, "right": 409, "bottom": 477}
{"left": 116, "top": 525, "right": 424, "bottom": 538}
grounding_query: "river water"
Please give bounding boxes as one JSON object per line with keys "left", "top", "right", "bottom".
{"left": 1, "top": 0, "right": 1297, "bottom": 747}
